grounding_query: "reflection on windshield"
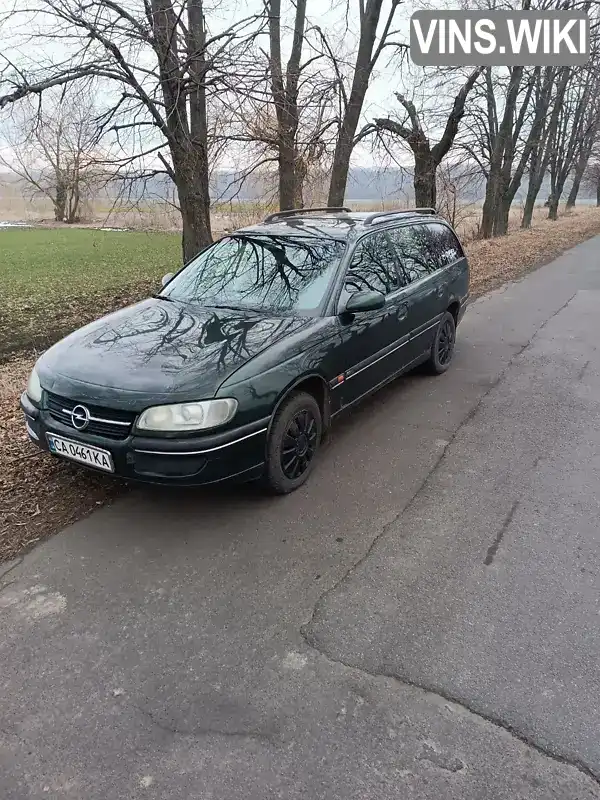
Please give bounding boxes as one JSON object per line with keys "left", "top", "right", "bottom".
{"left": 162, "top": 234, "right": 346, "bottom": 314}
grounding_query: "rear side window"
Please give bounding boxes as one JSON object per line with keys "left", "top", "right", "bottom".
{"left": 426, "top": 223, "right": 463, "bottom": 267}
{"left": 387, "top": 225, "right": 437, "bottom": 283}
{"left": 388, "top": 223, "right": 463, "bottom": 284}
{"left": 339, "top": 231, "right": 402, "bottom": 306}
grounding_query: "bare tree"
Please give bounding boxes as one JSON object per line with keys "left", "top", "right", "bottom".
{"left": 231, "top": 3, "right": 339, "bottom": 210}
{"left": 267, "top": 0, "right": 307, "bottom": 209}
{"left": 1, "top": 83, "right": 105, "bottom": 222}
{"left": 323, "top": 0, "right": 404, "bottom": 206}
{"left": 519, "top": 67, "right": 571, "bottom": 228}
{"left": 546, "top": 66, "right": 598, "bottom": 220}
{"left": 0, "top": 0, "right": 262, "bottom": 261}
{"left": 565, "top": 79, "right": 600, "bottom": 209}
{"left": 371, "top": 68, "right": 482, "bottom": 208}
{"left": 479, "top": 65, "right": 528, "bottom": 238}
{"left": 582, "top": 155, "right": 600, "bottom": 206}
{"left": 436, "top": 158, "right": 483, "bottom": 235}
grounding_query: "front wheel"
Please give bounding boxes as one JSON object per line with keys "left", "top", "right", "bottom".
{"left": 426, "top": 311, "right": 456, "bottom": 374}
{"left": 263, "top": 391, "right": 322, "bottom": 494}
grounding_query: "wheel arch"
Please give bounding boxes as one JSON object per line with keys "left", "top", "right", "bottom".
{"left": 447, "top": 299, "right": 460, "bottom": 325}
{"left": 266, "top": 373, "right": 331, "bottom": 442}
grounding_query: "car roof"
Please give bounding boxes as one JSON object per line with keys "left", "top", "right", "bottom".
{"left": 235, "top": 208, "right": 448, "bottom": 242}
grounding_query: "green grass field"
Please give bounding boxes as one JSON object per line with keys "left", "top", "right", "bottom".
{"left": 1, "top": 227, "right": 182, "bottom": 361}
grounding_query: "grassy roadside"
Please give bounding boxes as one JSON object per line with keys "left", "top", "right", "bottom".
{"left": 2, "top": 207, "right": 600, "bottom": 563}
{"left": 1, "top": 227, "right": 181, "bottom": 362}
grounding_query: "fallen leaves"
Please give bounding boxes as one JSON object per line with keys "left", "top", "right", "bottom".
{"left": 0, "top": 355, "right": 125, "bottom": 563}
{"left": 466, "top": 207, "right": 600, "bottom": 297}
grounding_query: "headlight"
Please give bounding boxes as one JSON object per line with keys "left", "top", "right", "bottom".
{"left": 137, "top": 398, "right": 238, "bottom": 432}
{"left": 26, "top": 366, "right": 42, "bottom": 404}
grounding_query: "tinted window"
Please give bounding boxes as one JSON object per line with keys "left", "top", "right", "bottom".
{"left": 340, "top": 232, "right": 402, "bottom": 306}
{"left": 162, "top": 234, "right": 346, "bottom": 314}
{"left": 387, "top": 225, "right": 437, "bottom": 283}
{"left": 426, "top": 223, "right": 463, "bottom": 267}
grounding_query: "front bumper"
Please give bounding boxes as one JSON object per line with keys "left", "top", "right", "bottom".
{"left": 21, "top": 393, "right": 268, "bottom": 487}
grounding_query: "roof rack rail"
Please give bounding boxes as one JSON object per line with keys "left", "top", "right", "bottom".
{"left": 363, "top": 208, "right": 436, "bottom": 226}
{"left": 263, "top": 206, "right": 352, "bottom": 224}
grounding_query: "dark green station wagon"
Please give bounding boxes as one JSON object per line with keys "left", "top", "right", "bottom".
{"left": 21, "top": 207, "right": 469, "bottom": 493}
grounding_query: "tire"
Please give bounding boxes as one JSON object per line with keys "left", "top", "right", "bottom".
{"left": 426, "top": 311, "right": 456, "bottom": 375}
{"left": 263, "top": 391, "right": 322, "bottom": 494}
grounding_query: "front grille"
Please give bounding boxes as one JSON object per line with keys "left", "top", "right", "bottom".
{"left": 45, "top": 392, "right": 136, "bottom": 440}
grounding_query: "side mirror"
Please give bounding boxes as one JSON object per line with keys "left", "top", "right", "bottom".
{"left": 343, "top": 290, "right": 385, "bottom": 314}
{"left": 161, "top": 272, "right": 174, "bottom": 287}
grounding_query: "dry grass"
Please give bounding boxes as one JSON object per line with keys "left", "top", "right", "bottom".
{"left": 0, "top": 179, "right": 574, "bottom": 241}
{"left": 2, "top": 205, "right": 600, "bottom": 563}
{"left": 466, "top": 207, "right": 600, "bottom": 296}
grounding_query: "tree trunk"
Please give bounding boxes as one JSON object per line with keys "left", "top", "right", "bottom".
{"left": 294, "top": 156, "right": 306, "bottom": 207}
{"left": 566, "top": 173, "right": 583, "bottom": 209}
{"left": 172, "top": 143, "right": 211, "bottom": 263}
{"left": 494, "top": 197, "right": 511, "bottom": 236}
{"left": 413, "top": 149, "right": 437, "bottom": 207}
{"left": 178, "top": 181, "right": 212, "bottom": 263}
{"left": 54, "top": 181, "right": 66, "bottom": 222}
{"left": 521, "top": 190, "right": 536, "bottom": 229}
{"left": 480, "top": 169, "right": 500, "bottom": 238}
{"left": 547, "top": 194, "right": 559, "bottom": 220}
{"left": 66, "top": 194, "right": 80, "bottom": 223}
{"left": 492, "top": 157, "right": 514, "bottom": 236}
{"left": 152, "top": 0, "right": 213, "bottom": 262}
{"left": 522, "top": 150, "right": 551, "bottom": 229}
{"left": 268, "top": 0, "right": 305, "bottom": 210}
{"left": 328, "top": 104, "right": 362, "bottom": 207}
{"left": 278, "top": 138, "right": 298, "bottom": 210}
{"left": 328, "top": 0, "right": 388, "bottom": 206}
{"left": 186, "top": 0, "right": 212, "bottom": 256}
{"left": 566, "top": 138, "right": 594, "bottom": 209}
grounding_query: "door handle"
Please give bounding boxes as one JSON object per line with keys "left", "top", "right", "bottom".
{"left": 397, "top": 302, "right": 408, "bottom": 321}
{"left": 436, "top": 286, "right": 445, "bottom": 298}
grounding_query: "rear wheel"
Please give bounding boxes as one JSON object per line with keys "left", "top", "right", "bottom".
{"left": 427, "top": 311, "right": 456, "bottom": 374}
{"left": 263, "top": 391, "right": 322, "bottom": 494}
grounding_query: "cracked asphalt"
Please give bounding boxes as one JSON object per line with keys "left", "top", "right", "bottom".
{"left": 3, "top": 237, "right": 600, "bottom": 799}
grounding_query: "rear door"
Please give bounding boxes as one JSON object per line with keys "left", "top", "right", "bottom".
{"left": 425, "top": 221, "right": 469, "bottom": 306}
{"left": 386, "top": 224, "right": 444, "bottom": 362}
{"left": 334, "top": 231, "right": 411, "bottom": 407}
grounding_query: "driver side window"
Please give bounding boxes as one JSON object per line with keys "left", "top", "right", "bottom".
{"left": 339, "top": 232, "right": 402, "bottom": 308}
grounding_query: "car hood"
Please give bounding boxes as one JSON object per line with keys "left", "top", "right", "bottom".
{"left": 38, "top": 298, "right": 316, "bottom": 408}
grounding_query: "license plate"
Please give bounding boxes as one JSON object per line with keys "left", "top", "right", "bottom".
{"left": 47, "top": 434, "right": 114, "bottom": 473}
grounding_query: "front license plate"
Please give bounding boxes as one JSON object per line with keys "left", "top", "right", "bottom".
{"left": 47, "top": 434, "right": 114, "bottom": 473}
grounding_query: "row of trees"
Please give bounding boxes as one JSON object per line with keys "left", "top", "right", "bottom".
{"left": 1, "top": 0, "right": 599, "bottom": 260}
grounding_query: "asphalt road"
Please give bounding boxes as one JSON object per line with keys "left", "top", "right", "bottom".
{"left": 3, "top": 238, "right": 600, "bottom": 799}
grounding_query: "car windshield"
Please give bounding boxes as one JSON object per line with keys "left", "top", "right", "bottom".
{"left": 161, "top": 234, "right": 346, "bottom": 314}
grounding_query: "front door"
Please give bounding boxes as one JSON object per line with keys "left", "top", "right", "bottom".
{"left": 334, "top": 231, "right": 412, "bottom": 408}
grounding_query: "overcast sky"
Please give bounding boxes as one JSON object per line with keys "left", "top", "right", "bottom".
{"left": 0, "top": 0, "right": 445, "bottom": 171}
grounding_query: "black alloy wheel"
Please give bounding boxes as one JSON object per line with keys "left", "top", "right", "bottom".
{"left": 281, "top": 408, "right": 318, "bottom": 480}
{"left": 427, "top": 311, "right": 456, "bottom": 374}
{"left": 264, "top": 391, "right": 322, "bottom": 494}
{"left": 437, "top": 318, "right": 455, "bottom": 365}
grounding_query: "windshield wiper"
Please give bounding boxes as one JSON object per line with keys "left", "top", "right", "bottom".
{"left": 152, "top": 293, "right": 175, "bottom": 302}
{"left": 207, "top": 303, "right": 263, "bottom": 313}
